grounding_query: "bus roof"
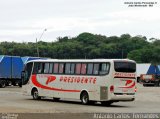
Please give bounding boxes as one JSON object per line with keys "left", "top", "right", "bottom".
{"left": 26, "top": 59, "right": 136, "bottom": 63}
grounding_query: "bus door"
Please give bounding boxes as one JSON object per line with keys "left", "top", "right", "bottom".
{"left": 22, "top": 62, "right": 33, "bottom": 85}
{"left": 113, "top": 61, "right": 136, "bottom": 94}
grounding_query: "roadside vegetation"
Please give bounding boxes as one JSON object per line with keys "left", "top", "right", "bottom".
{"left": 0, "top": 32, "right": 160, "bottom": 64}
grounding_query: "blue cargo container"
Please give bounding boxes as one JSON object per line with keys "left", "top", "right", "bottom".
{"left": 0, "top": 55, "right": 23, "bottom": 87}
{"left": 0, "top": 56, "right": 49, "bottom": 88}
{"left": 12, "top": 57, "right": 24, "bottom": 79}
{"left": 0, "top": 55, "right": 12, "bottom": 79}
{"left": 147, "top": 65, "right": 160, "bottom": 75}
{"left": 157, "top": 65, "right": 160, "bottom": 74}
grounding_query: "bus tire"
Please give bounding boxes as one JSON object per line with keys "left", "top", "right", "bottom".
{"left": 53, "top": 98, "right": 60, "bottom": 101}
{"left": 80, "top": 92, "right": 89, "bottom": 105}
{"left": 101, "top": 101, "right": 113, "bottom": 106}
{"left": 32, "top": 89, "right": 41, "bottom": 100}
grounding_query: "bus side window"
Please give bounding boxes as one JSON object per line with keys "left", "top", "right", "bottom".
{"left": 49, "top": 63, "right": 54, "bottom": 74}
{"left": 37, "top": 63, "right": 44, "bottom": 74}
{"left": 32, "top": 62, "right": 41, "bottom": 74}
{"left": 81, "top": 63, "right": 87, "bottom": 75}
{"left": 99, "top": 63, "right": 110, "bottom": 75}
{"left": 70, "top": 63, "right": 75, "bottom": 74}
{"left": 33, "top": 62, "right": 39, "bottom": 74}
{"left": 37, "top": 63, "right": 41, "bottom": 73}
{"left": 87, "top": 63, "right": 93, "bottom": 75}
{"left": 93, "top": 63, "right": 99, "bottom": 75}
{"left": 76, "top": 63, "right": 81, "bottom": 74}
{"left": 41, "top": 63, "right": 45, "bottom": 74}
{"left": 59, "top": 63, "right": 64, "bottom": 74}
{"left": 44, "top": 63, "right": 49, "bottom": 74}
{"left": 53, "top": 63, "right": 59, "bottom": 74}
{"left": 65, "top": 63, "right": 71, "bottom": 74}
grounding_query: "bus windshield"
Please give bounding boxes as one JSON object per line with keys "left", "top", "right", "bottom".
{"left": 114, "top": 61, "right": 136, "bottom": 73}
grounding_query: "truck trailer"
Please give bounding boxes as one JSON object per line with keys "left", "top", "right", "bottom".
{"left": 0, "top": 56, "right": 45, "bottom": 88}
{"left": 137, "top": 63, "right": 160, "bottom": 86}
{"left": 0, "top": 55, "right": 23, "bottom": 87}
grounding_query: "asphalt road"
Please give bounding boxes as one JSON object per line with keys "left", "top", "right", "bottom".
{"left": 0, "top": 84, "right": 160, "bottom": 118}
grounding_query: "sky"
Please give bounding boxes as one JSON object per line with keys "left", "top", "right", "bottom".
{"left": 0, "top": 0, "right": 159, "bottom": 42}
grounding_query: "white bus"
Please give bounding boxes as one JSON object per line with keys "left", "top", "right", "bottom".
{"left": 22, "top": 59, "right": 136, "bottom": 105}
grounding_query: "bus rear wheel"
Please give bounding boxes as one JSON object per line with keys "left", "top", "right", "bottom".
{"left": 81, "top": 92, "right": 89, "bottom": 105}
{"left": 32, "top": 89, "right": 41, "bottom": 100}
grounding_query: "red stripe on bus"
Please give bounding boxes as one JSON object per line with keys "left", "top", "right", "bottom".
{"left": 125, "top": 80, "right": 132, "bottom": 86}
{"left": 119, "top": 81, "right": 136, "bottom": 88}
{"left": 31, "top": 75, "right": 81, "bottom": 92}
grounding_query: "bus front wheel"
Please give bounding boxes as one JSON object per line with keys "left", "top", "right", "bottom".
{"left": 81, "top": 92, "right": 89, "bottom": 105}
{"left": 32, "top": 89, "right": 41, "bottom": 100}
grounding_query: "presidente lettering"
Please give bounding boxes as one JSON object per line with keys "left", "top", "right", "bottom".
{"left": 115, "top": 73, "right": 136, "bottom": 78}
{"left": 60, "top": 76, "right": 97, "bottom": 84}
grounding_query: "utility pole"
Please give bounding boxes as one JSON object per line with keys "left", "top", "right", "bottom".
{"left": 122, "top": 49, "right": 124, "bottom": 59}
{"left": 36, "top": 29, "right": 47, "bottom": 57}
{"left": 36, "top": 38, "right": 39, "bottom": 57}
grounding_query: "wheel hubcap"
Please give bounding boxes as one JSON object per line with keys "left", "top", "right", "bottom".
{"left": 82, "top": 96, "right": 87, "bottom": 103}
{"left": 34, "top": 91, "right": 38, "bottom": 99}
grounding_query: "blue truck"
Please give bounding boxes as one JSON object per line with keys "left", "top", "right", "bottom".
{"left": 0, "top": 55, "right": 23, "bottom": 88}
{"left": 0, "top": 55, "right": 43, "bottom": 88}
{"left": 137, "top": 63, "right": 160, "bottom": 86}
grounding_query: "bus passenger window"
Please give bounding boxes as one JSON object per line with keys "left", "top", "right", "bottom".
{"left": 93, "top": 63, "right": 99, "bottom": 75}
{"left": 76, "top": 63, "right": 81, "bottom": 74}
{"left": 87, "top": 63, "right": 93, "bottom": 75}
{"left": 37, "top": 63, "right": 45, "bottom": 73}
{"left": 33, "top": 62, "right": 39, "bottom": 74}
{"left": 59, "top": 63, "right": 64, "bottom": 74}
{"left": 49, "top": 63, "right": 54, "bottom": 74}
{"left": 70, "top": 63, "right": 75, "bottom": 74}
{"left": 65, "top": 63, "right": 71, "bottom": 74}
{"left": 53, "top": 63, "right": 59, "bottom": 73}
{"left": 81, "top": 63, "right": 87, "bottom": 75}
{"left": 99, "top": 63, "right": 110, "bottom": 75}
{"left": 37, "top": 63, "right": 41, "bottom": 73}
{"left": 33, "top": 63, "right": 42, "bottom": 74}
{"left": 44, "top": 63, "right": 49, "bottom": 74}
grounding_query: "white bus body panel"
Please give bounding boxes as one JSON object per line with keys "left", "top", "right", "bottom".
{"left": 23, "top": 59, "right": 136, "bottom": 102}
{"left": 23, "top": 74, "right": 113, "bottom": 101}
